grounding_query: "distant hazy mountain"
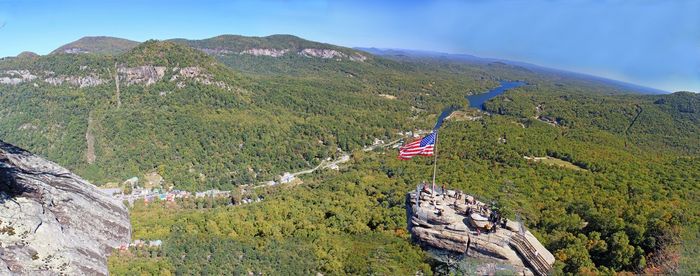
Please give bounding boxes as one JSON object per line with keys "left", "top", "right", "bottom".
{"left": 356, "top": 47, "right": 495, "bottom": 63}
{"left": 51, "top": 36, "right": 140, "bottom": 55}
{"left": 358, "top": 47, "right": 668, "bottom": 94}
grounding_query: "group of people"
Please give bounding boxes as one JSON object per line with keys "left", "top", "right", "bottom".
{"left": 416, "top": 182, "right": 509, "bottom": 233}
{"left": 419, "top": 182, "right": 449, "bottom": 198}
{"left": 418, "top": 182, "right": 452, "bottom": 217}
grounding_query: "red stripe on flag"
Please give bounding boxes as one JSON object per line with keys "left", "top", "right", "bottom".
{"left": 398, "top": 141, "right": 434, "bottom": 159}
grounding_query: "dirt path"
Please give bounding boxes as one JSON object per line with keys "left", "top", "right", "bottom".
{"left": 114, "top": 63, "right": 121, "bottom": 109}
{"left": 85, "top": 113, "right": 96, "bottom": 164}
{"left": 625, "top": 105, "right": 643, "bottom": 135}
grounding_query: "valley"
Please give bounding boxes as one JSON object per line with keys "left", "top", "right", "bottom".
{"left": 0, "top": 34, "right": 698, "bottom": 275}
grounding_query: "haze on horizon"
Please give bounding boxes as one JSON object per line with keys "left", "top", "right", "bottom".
{"left": 0, "top": 0, "right": 697, "bottom": 92}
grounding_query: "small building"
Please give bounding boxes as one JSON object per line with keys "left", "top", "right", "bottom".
{"left": 280, "top": 172, "right": 295, "bottom": 184}
{"left": 148, "top": 240, "right": 162, "bottom": 247}
{"left": 132, "top": 188, "right": 150, "bottom": 196}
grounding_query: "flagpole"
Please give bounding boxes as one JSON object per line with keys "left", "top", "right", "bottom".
{"left": 431, "top": 131, "right": 439, "bottom": 188}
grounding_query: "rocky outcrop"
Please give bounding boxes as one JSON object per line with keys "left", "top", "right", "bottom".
{"left": 0, "top": 70, "right": 37, "bottom": 85}
{"left": 113, "top": 65, "right": 228, "bottom": 89}
{"left": 298, "top": 48, "right": 345, "bottom": 59}
{"left": 17, "top": 123, "right": 38, "bottom": 131}
{"left": 195, "top": 44, "right": 368, "bottom": 61}
{"left": 44, "top": 75, "right": 105, "bottom": 88}
{"left": 0, "top": 70, "right": 105, "bottom": 88}
{"left": 241, "top": 48, "right": 290, "bottom": 57}
{"left": 0, "top": 65, "right": 228, "bottom": 90}
{"left": 0, "top": 140, "right": 131, "bottom": 275}
{"left": 197, "top": 48, "right": 233, "bottom": 56}
{"left": 170, "top": 66, "right": 228, "bottom": 90}
{"left": 60, "top": 48, "right": 91, "bottom": 54}
{"left": 406, "top": 190, "right": 555, "bottom": 276}
{"left": 348, "top": 53, "right": 368, "bottom": 62}
{"left": 117, "top": 65, "right": 166, "bottom": 86}
{"left": 297, "top": 48, "right": 367, "bottom": 61}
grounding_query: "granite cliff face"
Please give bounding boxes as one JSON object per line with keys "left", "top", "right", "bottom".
{"left": 0, "top": 140, "right": 130, "bottom": 275}
{"left": 0, "top": 69, "right": 106, "bottom": 88}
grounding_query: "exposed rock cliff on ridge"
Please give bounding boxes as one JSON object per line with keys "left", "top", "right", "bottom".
{"left": 0, "top": 140, "right": 130, "bottom": 275}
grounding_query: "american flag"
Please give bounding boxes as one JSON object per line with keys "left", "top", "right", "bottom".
{"left": 399, "top": 132, "right": 436, "bottom": 159}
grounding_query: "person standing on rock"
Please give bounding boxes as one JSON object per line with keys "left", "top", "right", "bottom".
{"left": 464, "top": 238, "right": 471, "bottom": 256}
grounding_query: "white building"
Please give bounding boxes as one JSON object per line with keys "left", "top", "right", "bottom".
{"left": 280, "top": 172, "right": 295, "bottom": 183}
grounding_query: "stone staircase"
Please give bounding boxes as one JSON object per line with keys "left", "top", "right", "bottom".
{"left": 509, "top": 234, "right": 553, "bottom": 276}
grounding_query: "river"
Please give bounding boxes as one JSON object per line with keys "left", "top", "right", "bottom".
{"left": 466, "top": 80, "right": 526, "bottom": 110}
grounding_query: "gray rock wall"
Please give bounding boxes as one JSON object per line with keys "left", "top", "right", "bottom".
{"left": 0, "top": 141, "right": 131, "bottom": 275}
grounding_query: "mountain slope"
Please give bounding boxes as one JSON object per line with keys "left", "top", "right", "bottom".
{"left": 51, "top": 36, "right": 139, "bottom": 55}
{"left": 1, "top": 39, "right": 465, "bottom": 190}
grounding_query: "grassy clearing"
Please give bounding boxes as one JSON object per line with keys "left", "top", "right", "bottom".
{"left": 524, "top": 156, "right": 587, "bottom": 171}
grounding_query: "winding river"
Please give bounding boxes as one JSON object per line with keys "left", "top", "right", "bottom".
{"left": 433, "top": 80, "right": 526, "bottom": 129}
{"left": 466, "top": 80, "right": 526, "bottom": 110}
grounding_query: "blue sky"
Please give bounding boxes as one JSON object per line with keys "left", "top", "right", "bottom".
{"left": 0, "top": 0, "right": 698, "bottom": 92}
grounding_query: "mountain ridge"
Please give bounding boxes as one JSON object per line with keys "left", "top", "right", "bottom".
{"left": 51, "top": 36, "right": 140, "bottom": 55}
{"left": 44, "top": 35, "right": 676, "bottom": 94}
{"left": 358, "top": 47, "right": 670, "bottom": 95}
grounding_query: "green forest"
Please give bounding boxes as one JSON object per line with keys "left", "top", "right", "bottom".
{"left": 1, "top": 35, "right": 698, "bottom": 275}
{"left": 110, "top": 82, "right": 698, "bottom": 274}
{"left": 109, "top": 97, "right": 699, "bottom": 274}
{"left": 0, "top": 39, "right": 493, "bottom": 190}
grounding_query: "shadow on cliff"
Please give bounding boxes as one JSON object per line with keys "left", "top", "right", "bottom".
{"left": 0, "top": 143, "right": 36, "bottom": 203}
{"left": 0, "top": 165, "right": 36, "bottom": 203}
